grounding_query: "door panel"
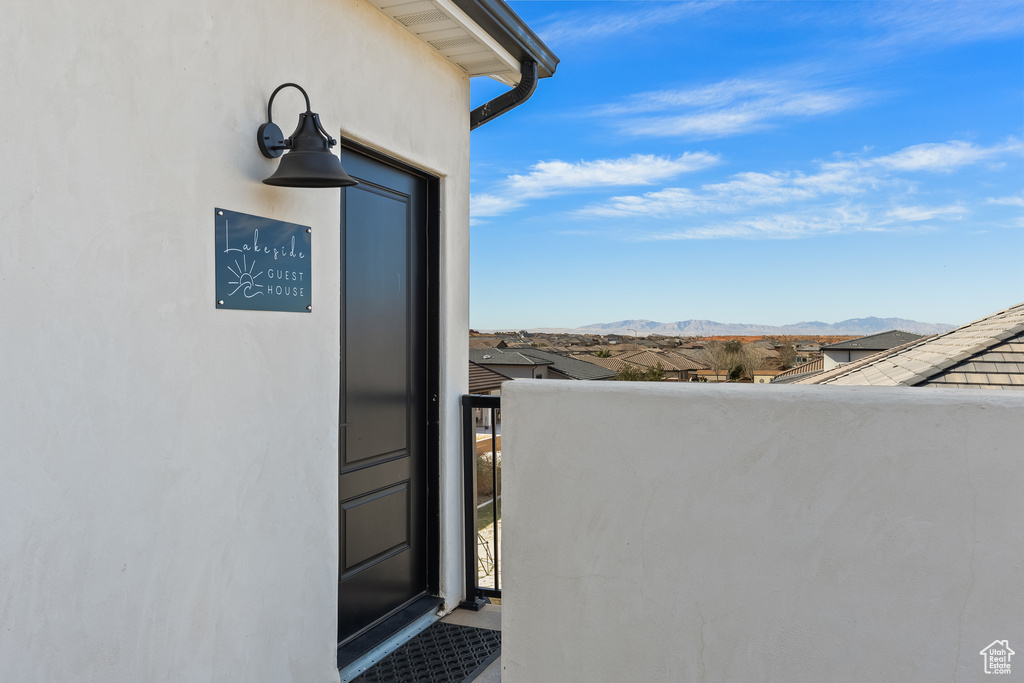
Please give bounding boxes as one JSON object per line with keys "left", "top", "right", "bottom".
{"left": 343, "top": 484, "right": 409, "bottom": 568}
{"left": 344, "top": 188, "right": 408, "bottom": 463}
{"left": 338, "top": 148, "right": 429, "bottom": 645}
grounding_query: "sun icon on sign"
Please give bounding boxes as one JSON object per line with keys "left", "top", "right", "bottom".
{"left": 227, "top": 255, "right": 264, "bottom": 298}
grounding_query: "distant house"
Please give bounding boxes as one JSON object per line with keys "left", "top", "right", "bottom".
{"left": 752, "top": 370, "right": 783, "bottom": 384}
{"left": 470, "top": 348, "right": 553, "bottom": 379}
{"left": 693, "top": 369, "right": 730, "bottom": 382}
{"left": 821, "top": 330, "right": 925, "bottom": 370}
{"left": 597, "top": 349, "right": 707, "bottom": 381}
{"left": 794, "top": 343, "right": 821, "bottom": 363}
{"left": 470, "top": 348, "right": 616, "bottom": 381}
{"left": 797, "top": 302, "right": 1024, "bottom": 390}
{"left": 514, "top": 348, "right": 617, "bottom": 380}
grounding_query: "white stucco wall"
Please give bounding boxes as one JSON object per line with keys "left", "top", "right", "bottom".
{"left": 0, "top": 1, "right": 472, "bottom": 681}
{"left": 502, "top": 381, "right": 1024, "bottom": 682}
{"left": 824, "top": 348, "right": 878, "bottom": 370}
{"left": 823, "top": 350, "right": 845, "bottom": 370}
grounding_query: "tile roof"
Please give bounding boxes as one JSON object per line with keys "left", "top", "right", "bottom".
{"left": 804, "top": 302, "right": 1024, "bottom": 389}
{"left": 573, "top": 354, "right": 627, "bottom": 372}
{"left": 612, "top": 349, "right": 707, "bottom": 372}
{"left": 513, "top": 348, "right": 617, "bottom": 380}
{"left": 917, "top": 334, "right": 1024, "bottom": 389}
{"left": 823, "top": 330, "right": 924, "bottom": 351}
{"left": 468, "top": 337, "right": 506, "bottom": 349}
{"left": 772, "top": 357, "right": 824, "bottom": 382}
{"left": 468, "top": 361, "right": 511, "bottom": 393}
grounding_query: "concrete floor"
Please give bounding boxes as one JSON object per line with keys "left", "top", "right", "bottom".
{"left": 440, "top": 603, "right": 502, "bottom": 682}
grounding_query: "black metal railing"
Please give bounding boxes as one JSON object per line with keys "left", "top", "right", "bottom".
{"left": 460, "top": 393, "right": 501, "bottom": 609}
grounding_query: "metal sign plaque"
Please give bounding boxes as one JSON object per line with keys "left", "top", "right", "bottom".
{"left": 215, "top": 208, "right": 311, "bottom": 312}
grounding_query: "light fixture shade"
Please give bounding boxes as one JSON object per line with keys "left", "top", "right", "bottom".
{"left": 263, "top": 150, "right": 358, "bottom": 187}
{"left": 263, "top": 111, "right": 358, "bottom": 188}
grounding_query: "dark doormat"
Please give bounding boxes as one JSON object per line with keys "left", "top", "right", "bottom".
{"left": 353, "top": 622, "right": 501, "bottom": 683}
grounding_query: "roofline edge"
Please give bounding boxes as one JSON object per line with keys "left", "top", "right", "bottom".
{"left": 451, "top": 0, "right": 560, "bottom": 78}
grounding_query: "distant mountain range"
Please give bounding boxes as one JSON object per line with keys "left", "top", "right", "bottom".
{"left": 529, "top": 317, "right": 956, "bottom": 337}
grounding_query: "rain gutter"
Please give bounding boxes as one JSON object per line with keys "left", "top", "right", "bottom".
{"left": 453, "top": 0, "right": 559, "bottom": 129}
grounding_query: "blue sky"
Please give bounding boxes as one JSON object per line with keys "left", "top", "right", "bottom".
{"left": 468, "top": 0, "right": 1024, "bottom": 330}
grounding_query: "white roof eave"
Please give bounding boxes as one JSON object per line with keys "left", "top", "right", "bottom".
{"left": 367, "top": 0, "right": 522, "bottom": 85}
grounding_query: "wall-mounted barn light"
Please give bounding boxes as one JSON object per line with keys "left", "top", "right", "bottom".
{"left": 257, "top": 83, "right": 358, "bottom": 188}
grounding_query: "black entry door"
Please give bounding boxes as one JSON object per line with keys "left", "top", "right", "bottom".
{"left": 338, "top": 148, "right": 432, "bottom": 645}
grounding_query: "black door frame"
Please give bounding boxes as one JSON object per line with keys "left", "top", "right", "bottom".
{"left": 337, "top": 138, "right": 441, "bottom": 648}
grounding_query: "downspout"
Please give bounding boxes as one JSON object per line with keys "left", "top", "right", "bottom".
{"left": 470, "top": 60, "right": 538, "bottom": 130}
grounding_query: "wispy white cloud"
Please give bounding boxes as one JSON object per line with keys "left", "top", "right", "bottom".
{"left": 580, "top": 139, "right": 1020, "bottom": 221}
{"left": 538, "top": 0, "right": 1021, "bottom": 53}
{"left": 987, "top": 195, "right": 1024, "bottom": 207}
{"left": 470, "top": 194, "right": 522, "bottom": 219}
{"left": 570, "top": 139, "right": 1022, "bottom": 240}
{"left": 596, "top": 78, "right": 866, "bottom": 139}
{"left": 625, "top": 110, "right": 765, "bottom": 139}
{"left": 637, "top": 206, "right": 874, "bottom": 241}
{"left": 884, "top": 204, "right": 966, "bottom": 222}
{"left": 471, "top": 153, "right": 719, "bottom": 219}
{"left": 601, "top": 79, "right": 858, "bottom": 117}
{"left": 867, "top": 0, "right": 1024, "bottom": 49}
{"left": 505, "top": 154, "right": 719, "bottom": 196}
{"left": 596, "top": 79, "right": 782, "bottom": 116}
{"left": 871, "top": 140, "right": 1023, "bottom": 172}
{"left": 535, "top": 2, "right": 715, "bottom": 46}
{"left": 579, "top": 165, "right": 876, "bottom": 219}
{"left": 621, "top": 202, "right": 958, "bottom": 242}
{"left": 701, "top": 164, "right": 880, "bottom": 203}
{"left": 573, "top": 0, "right": 1021, "bottom": 142}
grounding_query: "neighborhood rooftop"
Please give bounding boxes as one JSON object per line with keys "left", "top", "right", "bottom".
{"left": 822, "top": 330, "right": 924, "bottom": 350}
{"left": 472, "top": 346, "right": 617, "bottom": 380}
{"left": 515, "top": 348, "right": 618, "bottom": 380}
{"left": 798, "top": 302, "right": 1024, "bottom": 389}
{"left": 611, "top": 349, "right": 706, "bottom": 372}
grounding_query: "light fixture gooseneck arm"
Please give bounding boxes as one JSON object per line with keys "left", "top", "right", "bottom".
{"left": 266, "top": 82, "right": 312, "bottom": 121}
{"left": 258, "top": 83, "right": 337, "bottom": 158}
